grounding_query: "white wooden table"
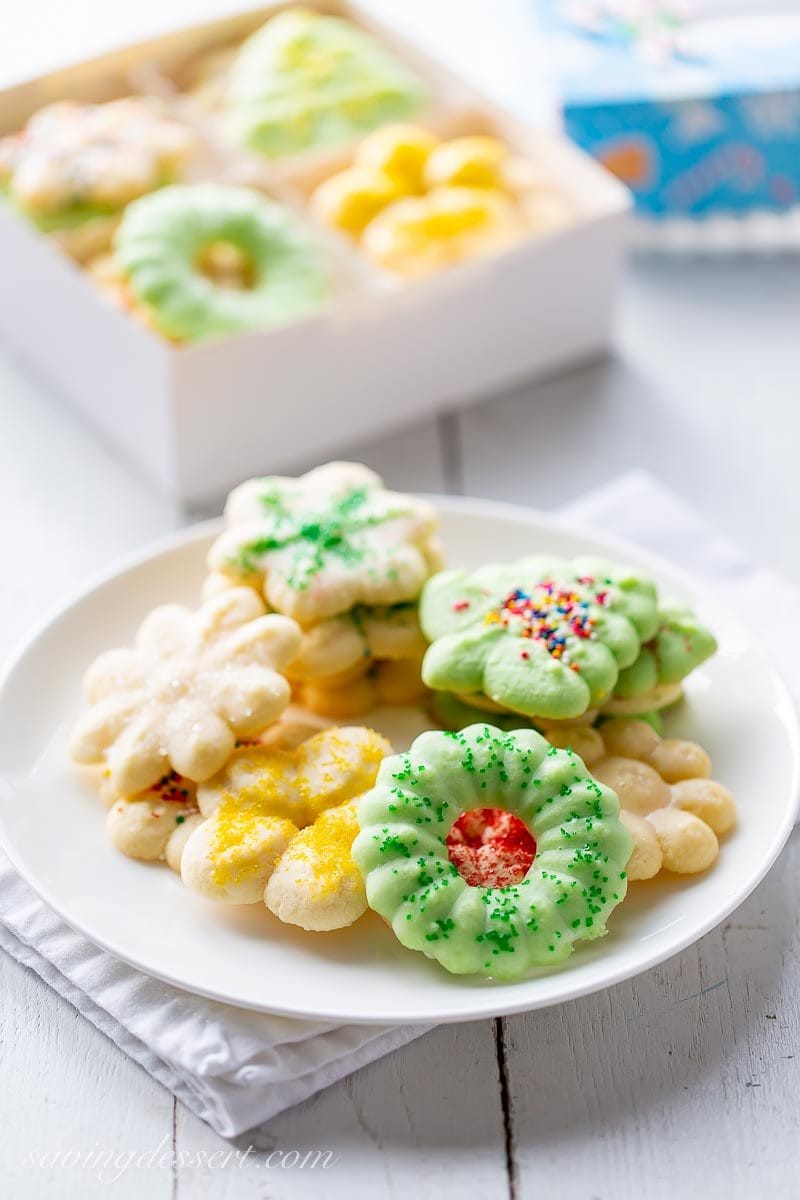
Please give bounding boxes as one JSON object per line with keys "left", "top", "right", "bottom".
{"left": 2, "top": 5, "right": 800, "bottom": 1196}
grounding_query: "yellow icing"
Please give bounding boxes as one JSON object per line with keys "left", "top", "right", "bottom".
{"left": 285, "top": 804, "right": 360, "bottom": 899}
{"left": 201, "top": 726, "right": 388, "bottom": 886}
{"left": 210, "top": 805, "right": 297, "bottom": 888}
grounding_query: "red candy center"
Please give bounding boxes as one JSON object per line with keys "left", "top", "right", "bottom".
{"left": 446, "top": 807, "right": 537, "bottom": 888}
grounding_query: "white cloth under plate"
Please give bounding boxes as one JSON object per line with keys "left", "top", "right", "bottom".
{"left": 0, "top": 470, "right": 797, "bottom": 1139}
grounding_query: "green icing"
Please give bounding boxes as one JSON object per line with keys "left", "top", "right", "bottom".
{"left": 419, "top": 556, "right": 660, "bottom": 721}
{"left": 224, "top": 9, "right": 427, "bottom": 158}
{"left": 352, "top": 724, "right": 632, "bottom": 979}
{"left": 613, "top": 608, "right": 717, "bottom": 699}
{"left": 230, "top": 484, "right": 408, "bottom": 592}
{"left": 428, "top": 690, "right": 532, "bottom": 733}
{"left": 114, "top": 183, "right": 328, "bottom": 342}
{"left": 209, "top": 471, "right": 431, "bottom": 614}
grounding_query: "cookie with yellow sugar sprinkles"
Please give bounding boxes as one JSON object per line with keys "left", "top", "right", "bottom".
{"left": 353, "top": 724, "right": 632, "bottom": 979}
{"left": 180, "top": 727, "right": 391, "bottom": 912}
{"left": 266, "top": 800, "right": 366, "bottom": 931}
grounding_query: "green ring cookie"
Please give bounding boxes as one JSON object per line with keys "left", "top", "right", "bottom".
{"left": 353, "top": 724, "right": 633, "bottom": 980}
{"left": 114, "top": 184, "right": 328, "bottom": 341}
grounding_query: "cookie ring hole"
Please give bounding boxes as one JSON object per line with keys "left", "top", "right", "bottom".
{"left": 446, "top": 807, "right": 536, "bottom": 888}
{"left": 195, "top": 240, "right": 257, "bottom": 290}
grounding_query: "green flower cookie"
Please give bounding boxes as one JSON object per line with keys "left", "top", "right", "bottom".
{"left": 353, "top": 724, "right": 633, "bottom": 979}
{"left": 428, "top": 690, "right": 531, "bottom": 733}
{"left": 420, "top": 557, "right": 660, "bottom": 721}
{"left": 612, "top": 608, "right": 717, "bottom": 699}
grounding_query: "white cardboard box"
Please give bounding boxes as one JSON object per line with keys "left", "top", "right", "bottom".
{"left": 0, "top": 3, "right": 631, "bottom": 505}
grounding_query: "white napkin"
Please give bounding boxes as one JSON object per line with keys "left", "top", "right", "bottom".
{"left": 0, "top": 470, "right": 796, "bottom": 1139}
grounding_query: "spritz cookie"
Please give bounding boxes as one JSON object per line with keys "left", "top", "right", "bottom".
{"left": 181, "top": 726, "right": 390, "bottom": 908}
{"left": 265, "top": 800, "right": 367, "bottom": 931}
{"left": 208, "top": 462, "right": 439, "bottom": 625}
{"left": 602, "top": 608, "right": 716, "bottom": 715}
{"left": 103, "top": 771, "right": 200, "bottom": 865}
{"left": 108, "top": 184, "right": 329, "bottom": 342}
{"left": 288, "top": 603, "right": 427, "bottom": 715}
{"left": 312, "top": 123, "right": 572, "bottom": 276}
{"left": 353, "top": 724, "right": 632, "bottom": 979}
{"left": 0, "top": 98, "right": 197, "bottom": 259}
{"left": 427, "top": 690, "right": 601, "bottom": 748}
{"left": 69, "top": 588, "right": 301, "bottom": 795}
{"left": 420, "top": 557, "right": 659, "bottom": 722}
{"left": 221, "top": 9, "right": 426, "bottom": 158}
{"left": 592, "top": 718, "right": 735, "bottom": 879}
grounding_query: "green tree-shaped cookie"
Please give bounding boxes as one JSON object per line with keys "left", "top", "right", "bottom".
{"left": 225, "top": 10, "right": 427, "bottom": 158}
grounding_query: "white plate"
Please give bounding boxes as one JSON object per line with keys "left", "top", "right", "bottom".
{"left": 0, "top": 496, "right": 797, "bottom": 1024}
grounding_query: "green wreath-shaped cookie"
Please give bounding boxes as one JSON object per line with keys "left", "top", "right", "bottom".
{"left": 420, "top": 556, "right": 660, "bottom": 720}
{"left": 611, "top": 608, "right": 717, "bottom": 700}
{"left": 352, "top": 724, "right": 633, "bottom": 980}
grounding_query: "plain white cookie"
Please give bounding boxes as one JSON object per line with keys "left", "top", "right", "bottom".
{"left": 646, "top": 807, "right": 719, "bottom": 874}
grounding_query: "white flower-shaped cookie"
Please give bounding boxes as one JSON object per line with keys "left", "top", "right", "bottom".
{"left": 70, "top": 588, "right": 301, "bottom": 794}
{"left": 207, "top": 462, "right": 439, "bottom": 625}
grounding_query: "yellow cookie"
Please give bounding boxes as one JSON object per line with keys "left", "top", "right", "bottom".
{"left": 266, "top": 800, "right": 366, "bottom": 931}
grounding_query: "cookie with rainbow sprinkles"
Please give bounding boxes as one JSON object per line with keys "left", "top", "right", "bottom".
{"left": 604, "top": 607, "right": 717, "bottom": 715}
{"left": 419, "top": 556, "right": 661, "bottom": 721}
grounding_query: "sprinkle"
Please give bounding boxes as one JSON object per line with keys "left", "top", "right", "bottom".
{"left": 482, "top": 577, "right": 605, "bottom": 671}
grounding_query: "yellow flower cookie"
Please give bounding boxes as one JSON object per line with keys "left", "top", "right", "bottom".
{"left": 181, "top": 726, "right": 391, "bottom": 908}
{"left": 362, "top": 185, "right": 520, "bottom": 276}
{"left": 69, "top": 588, "right": 301, "bottom": 794}
{"left": 354, "top": 123, "right": 438, "bottom": 192}
{"left": 312, "top": 123, "right": 572, "bottom": 276}
{"left": 265, "top": 800, "right": 366, "bottom": 931}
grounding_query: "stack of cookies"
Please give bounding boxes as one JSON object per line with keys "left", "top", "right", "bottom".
{"left": 419, "top": 555, "right": 717, "bottom": 732}
{"left": 206, "top": 462, "right": 442, "bottom": 716}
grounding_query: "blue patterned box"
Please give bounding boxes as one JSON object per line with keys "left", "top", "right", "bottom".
{"left": 534, "top": 2, "right": 800, "bottom": 218}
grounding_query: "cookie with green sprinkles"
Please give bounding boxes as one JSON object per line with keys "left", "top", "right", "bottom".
{"left": 419, "top": 556, "right": 660, "bottom": 721}
{"left": 352, "top": 724, "right": 633, "bottom": 980}
{"left": 207, "top": 462, "right": 439, "bottom": 625}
